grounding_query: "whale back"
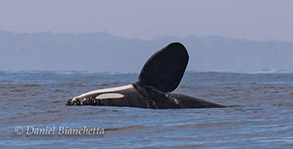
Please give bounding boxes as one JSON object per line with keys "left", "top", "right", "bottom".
{"left": 135, "top": 42, "right": 189, "bottom": 93}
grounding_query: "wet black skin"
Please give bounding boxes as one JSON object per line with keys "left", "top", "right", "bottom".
{"left": 66, "top": 83, "right": 224, "bottom": 109}
{"left": 66, "top": 42, "right": 225, "bottom": 109}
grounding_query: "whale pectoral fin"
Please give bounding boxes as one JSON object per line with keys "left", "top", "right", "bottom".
{"left": 135, "top": 42, "right": 189, "bottom": 93}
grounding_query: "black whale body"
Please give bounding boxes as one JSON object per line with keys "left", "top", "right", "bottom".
{"left": 67, "top": 42, "right": 224, "bottom": 109}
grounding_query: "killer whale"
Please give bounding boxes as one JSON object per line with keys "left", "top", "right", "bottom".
{"left": 66, "top": 42, "right": 224, "bottom": 109}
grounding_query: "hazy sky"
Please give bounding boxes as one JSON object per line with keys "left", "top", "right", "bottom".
{"left": 1, "top": 0, "right": 293, "bottom": 41}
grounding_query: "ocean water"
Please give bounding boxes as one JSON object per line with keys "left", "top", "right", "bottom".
{"left": 0, "top": 71, "right": 293, "bottom": 148}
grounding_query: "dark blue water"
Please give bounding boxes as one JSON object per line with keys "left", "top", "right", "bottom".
{"left": 1, "top": 71, "right": 293, "bottom": 148}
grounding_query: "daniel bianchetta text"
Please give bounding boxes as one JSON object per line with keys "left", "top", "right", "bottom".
{"left": 14, "top": 126, "right": 105, "bottom": 135}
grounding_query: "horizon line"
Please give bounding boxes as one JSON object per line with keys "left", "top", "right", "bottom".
{"left": 1, "top": 30, "right": 292, "bottom": 43}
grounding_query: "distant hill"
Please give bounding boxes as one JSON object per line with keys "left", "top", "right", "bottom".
{"left": 0, "top": 31, "right": 293, "bottom": 73}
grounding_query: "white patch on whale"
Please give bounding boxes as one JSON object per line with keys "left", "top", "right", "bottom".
{"left": 76, "top": 84, "right": 133, "bottom": 98}
{"left": 96, "top": 93, "right": 124, "bottom": 100}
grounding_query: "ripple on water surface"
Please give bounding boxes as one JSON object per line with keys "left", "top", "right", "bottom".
{"left": 0, "top": 72, "right": 293, "bottom": 148}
